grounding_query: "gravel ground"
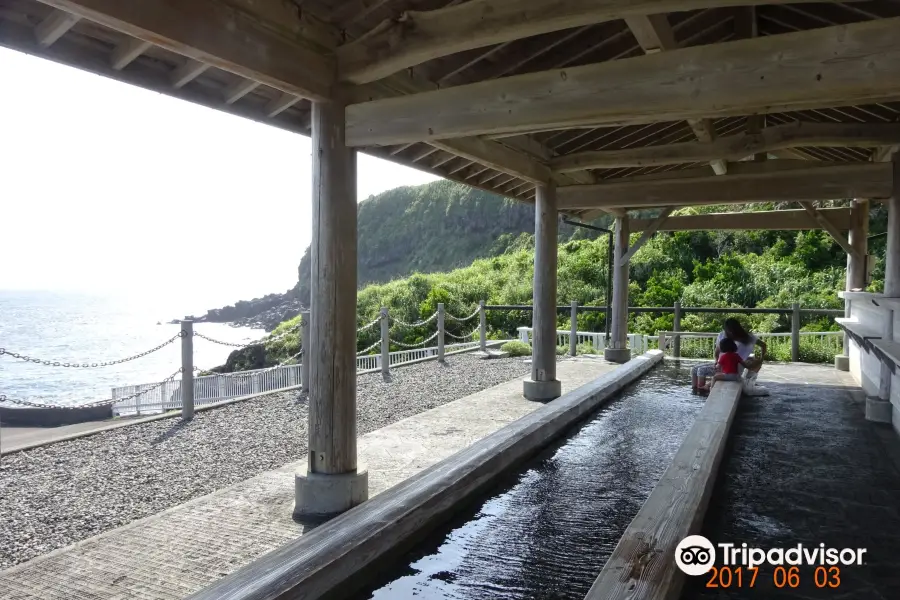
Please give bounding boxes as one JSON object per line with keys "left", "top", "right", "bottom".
{"left": 0, "top": 354, "right": 529, "bottom": 569}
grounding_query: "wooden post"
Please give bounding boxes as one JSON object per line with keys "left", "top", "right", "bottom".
{"left": 791, "top": 302, "right": 801, "bottom": 363}
{"left": 181, "top": 317, "right": 194, "bottom": 421}
{"left": 300, "top": 311, "right": 310, "bottom": 394}
{"left": 847, "top": 199, "right": 870, "bottom": 291}
{"left": 673, "top": 301, "right": 682, "bottom": 359}
{"left": 479, "top": 300, "right": 487, "bottom": 352}
{"left": 296, "top": 98, "right": 367, "bottom": 517}
{"left": 437, "top": 303, "right": 445, "bottom": 362}
{"left": 380, "top": 307, "right": 390, "bottom": 375}
{"left": 886, "top": 155, "right": 900, "bottom": 296}
{"left": 604, "top": 216, "right": 631, "bottom": 363}
{"left": 524, "top": 184, "right": 562, "bottom": 400}
{"left": 570, "top": 300, "right": 578, "bottom": 356}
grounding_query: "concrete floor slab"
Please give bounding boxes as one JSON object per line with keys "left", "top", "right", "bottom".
{"left": 0, "top": 357, "right": 617, "bottom": 600}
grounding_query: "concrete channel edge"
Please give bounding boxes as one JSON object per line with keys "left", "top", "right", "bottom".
{"left": 189, "top": 350, "right": 664, "bottom": 600}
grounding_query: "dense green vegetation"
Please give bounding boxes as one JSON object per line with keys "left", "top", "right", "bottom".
{"left": 227, "top": 182, "right": 890, "bottom": 369}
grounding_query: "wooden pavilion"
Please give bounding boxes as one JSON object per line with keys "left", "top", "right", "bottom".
{"left": 2, "top": 0, "right": 900, "bottom": 516}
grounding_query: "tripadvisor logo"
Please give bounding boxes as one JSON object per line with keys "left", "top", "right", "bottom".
{"left": 675, "top": 535, "right": 717, "bottom": 576}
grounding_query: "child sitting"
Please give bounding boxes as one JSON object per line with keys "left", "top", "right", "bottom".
{"left": 700, "top": 338, "right": 747, "bottom": 392}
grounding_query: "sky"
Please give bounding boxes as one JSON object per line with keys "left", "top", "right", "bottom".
{"left": 0, "top": 47, "right": 439, "bottom": 312}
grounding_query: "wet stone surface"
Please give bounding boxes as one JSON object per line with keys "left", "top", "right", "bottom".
{"left": 356, "top": 361, "right": 704, "bottom": 600}
{"left": 682, "top": 376, "right": 900, "bottom": 599}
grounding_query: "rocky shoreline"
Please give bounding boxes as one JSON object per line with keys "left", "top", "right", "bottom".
{"left": 188, "top": 291, "right": 305, "bottom": 331}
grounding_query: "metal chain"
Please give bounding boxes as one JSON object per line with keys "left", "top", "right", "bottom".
{"left": 357, "top": 340, "right": 381, "bottom": 355}
{"left": 193, "top": 324, "right": 300, "bottom": 349}
{"left": 445, "top": 328, "right": 478, "bottom": 341}
{"left": 0, "top": 333, "right": 184, "bottom": 369}
{"left": 389, "top": 330, "right": 440, "bottom": 349}
{"left": 0, "top": 369, "right": 183, "bottom": 410}
{"left": 391, "top": 312, "right": 438, "bottom": 328}
{"left": 445, "top": 307, "right": 480, "bottom": 322}
{"left": 357, "top": 316, "right": 382, "bottom": 333}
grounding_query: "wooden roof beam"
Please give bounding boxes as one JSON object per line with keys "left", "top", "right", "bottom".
{"left": 630, "top": 208, "right": 852, "bottom": 232}
{"left": 688, "top": 118, "right": 728, "bottom": 175}
{"left": 428, "top": 138, "right": 551, "bottom": 185}
{"left": 35, "top": 9, "right": 79, "bottom": 47}
{"left": 557, "top": 162, "right": 892, "bottom": 210}
{"left": 170, "top": 59, "right": 209, "bottom": 88}
{"left": 110, "top": 38, "right": 151, "bottom": 70}
{"left": 33, "top": 0, "right": 334, "bottom": 101}
{"left": 551, "top": 122, "right": 900, "bottom": 172}
{"left": 346, "top": 18, "right": 900, "bottom": 146}
{"left": 336, "top": 0, "right": 842, "bottom": 84}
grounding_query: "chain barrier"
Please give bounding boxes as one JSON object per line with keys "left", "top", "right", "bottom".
{"left": 389, "top": 330, "right": 440, "bottom": 349}
{"left": 193, "top": 324, "right": 300, "bottom": 349}
{"left": 0, "top": 333, "right": 184, "bottom": 369}
{"left": 357, "top": 316, "right": 382, "bottom": 333}
{"left": 445, "top": 307, "right": 480, "bottom": 322}
{"left": 390, "top": 312, "right": 438, "bottom": 328}
{"left": 0, "top": 368, "right": 183, "bottom": 410}
{"left": 445, "top": 328, "right": 478, "bottom": 341}
{"left": 357, "top": 340, "right": 381, "bottom": 355}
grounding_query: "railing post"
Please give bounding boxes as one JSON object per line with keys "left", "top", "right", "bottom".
{"left": 479, "top": 300, "right": 487, "bottom": 352}
{"left": 181, "top": 317, "right": 194, "bottom": 421}
{"left": 380, "top": 307, "right": 390, "bottom": 375}
{"left": 300, "top": 311, "right": 310, "bottom": 394}
{"left": 658, "top": 331, "right": 667, "bottom": 354}
{"left": 791, "top": 302, "right": 801, "bottom": 363}
{"left": 437, "top": 303, "right": 446, "bottom": 362}
{"left": 673, "top": 301, "right": 682, "bottom": 359}
{"left": 570, "top": 300, "right": 578, "bottom": 356}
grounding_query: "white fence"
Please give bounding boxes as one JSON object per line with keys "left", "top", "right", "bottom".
{"left": 517, "top": 328, "right": 649, "bottom": 354}
{"left": 112, "top": 339, "right": 494, "bottom": 416}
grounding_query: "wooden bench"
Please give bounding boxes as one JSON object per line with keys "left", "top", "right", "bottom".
{"left": 835, "top": 317, "right": 882, "bottom": 352}
{"left": 584, "top": 380, "right": 742, "bottom": 600}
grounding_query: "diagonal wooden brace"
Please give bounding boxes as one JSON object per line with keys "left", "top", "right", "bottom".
{"left": 798, "top": 201, "right": 860, "bottom": 260}
{"left": 619, "top": 207, "right": 673, "bottom": 267}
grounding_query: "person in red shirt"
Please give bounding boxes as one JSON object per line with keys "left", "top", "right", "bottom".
{"left": 700, "top": 338, "right": 748, "bottom": 392}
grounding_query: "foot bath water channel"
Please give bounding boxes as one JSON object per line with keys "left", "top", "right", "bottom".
{"left": 355, "top": 361, "right": 705, "bottom": 600}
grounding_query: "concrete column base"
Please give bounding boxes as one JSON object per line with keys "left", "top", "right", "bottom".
{"left": 294, "top": 466, "right": 368, "bottom": 518}
{"left": 523, "top": 378, "right": 562, "bottom": 401}
{"left": 866, "top": 397, "right": 893, "bottom": 424}
{"left": 604, "top": 347, "right": 631, "bottom": 364}
{"left": 834, "top": 354, "right": 850, "bottom": 371}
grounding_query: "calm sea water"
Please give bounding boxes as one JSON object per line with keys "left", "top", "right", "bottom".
{"left": 0, "top": 290, "right": 264, "bottom": 407}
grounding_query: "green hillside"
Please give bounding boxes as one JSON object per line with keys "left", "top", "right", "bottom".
{"left": 237, "top": 199, "right": 888, "bottom": 372}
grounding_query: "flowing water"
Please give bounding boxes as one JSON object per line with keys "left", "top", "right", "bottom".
{"left": 356, "top": 362, "right": 703, "bottom": 600}
{"left": 0, "top": 290, "right": 263, "bottom": 407}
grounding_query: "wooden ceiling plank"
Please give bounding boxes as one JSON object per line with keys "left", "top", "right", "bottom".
{"left": 346, "top": 18, "right": 900, "bottom": 146}
{"left": 337, "top": 0, "right": 838, "bottom": 84}
{"left": 33, "top": 0, "right": 334, "bottom": 100}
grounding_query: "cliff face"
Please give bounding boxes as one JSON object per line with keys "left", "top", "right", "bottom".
{"left": 200, "top": 179, "right": 559, "bottom": 329}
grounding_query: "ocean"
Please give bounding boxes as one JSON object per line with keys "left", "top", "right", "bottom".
{"left": 0, "top": 290, "right": 264, "bottom": 408}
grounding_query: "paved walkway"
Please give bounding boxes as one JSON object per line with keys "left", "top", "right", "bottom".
{"left": 0, "top": 357, "right": 617, "bottom": 600}
{"left": 683, "top": 362, "right": 900, "bottom": 599}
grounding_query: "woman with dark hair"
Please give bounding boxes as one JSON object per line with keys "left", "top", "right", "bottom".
{"left": 690, "top": 317, "right": 767, "bottom": 393}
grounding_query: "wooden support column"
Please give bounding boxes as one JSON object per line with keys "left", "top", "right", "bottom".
{"left": 886, "top": 154, "right": 900, "bottom": 297}
{"left": 295, "top": 98, "right": 368, "bottom": 518}
{"left": 524, "top": 184, "right": 562, "bottom": 401}
{"left": 605, "top": 216, "right": 631, "bottom": 364}
{"left": 847, "top": 199, "right": 869, "bottom": 292}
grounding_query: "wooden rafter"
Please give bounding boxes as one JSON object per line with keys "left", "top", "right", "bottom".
{"left": 110, "top": 38, "right": 151, "bottom": 70}
{"left": 557, "top": 163, "right": 892, "bottom": 210}
{"left": 34, "top": 9, "right": 79, "bottom": 47}
{"left": 32, "top": 0, "right": 334, "bottom": 100}
{"left": 336, "top": 0, "right": 841, "bottom": 84}
{"left": 170, "top": 59, "right": 209, "bottom": 88}
{"left": 551, "top": 122, "right": 900, "bottom": 172}
{"left": 345, "top": 18, "right": 900, "bottom": 146}
{"left": 428, "top": 138, "right": 551, "bottom": 185}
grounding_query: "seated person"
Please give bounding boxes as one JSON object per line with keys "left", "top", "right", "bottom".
{"left": 699, "top": 338, "right": 748, "bottom": 392}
